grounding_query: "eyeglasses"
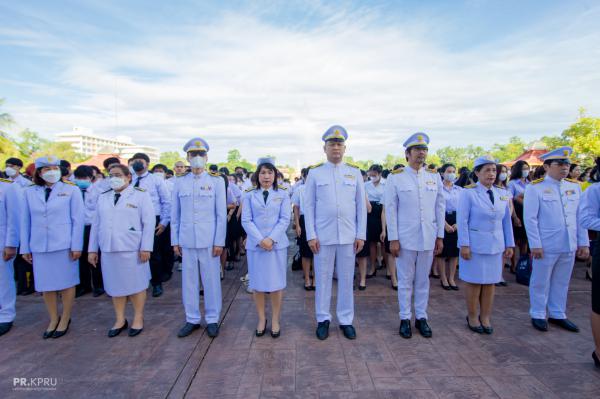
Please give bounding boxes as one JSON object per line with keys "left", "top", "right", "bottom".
{"left": 188, "top": 151, "right": 206, "bottom": 157}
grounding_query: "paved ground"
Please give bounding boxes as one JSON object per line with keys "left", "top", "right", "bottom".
{"left": 1, "top": 243, "right": 599, "bottom": 398}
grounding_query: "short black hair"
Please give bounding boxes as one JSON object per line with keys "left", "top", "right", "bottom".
{"left": 252, "top": 163, "right": 279, "bottom": 189}
{"left": 103, "top": 157, "right": 120, "bottom": 169}
{"left": 60, "top": 160, "right": 71, "bottom": 169}
{"left": 439, "top": 163, "right": 455, "bottom": 174}
{"left": 209, "top": 164, "right": 218, "bottom": 172}
{"left": 151, "top": 163, "right": 168, "bottom": 173}
{"left": 368, "top": 164, "right": 383, "bottom": 174}
{"left": 131, "top": 153, "right": 150, "bottom": 163}
{"left": 219, "top": 167, "right": 230, "bottom": 175}
{"left": 74, "top": 165, "right": 94, "bottom": 179}
{"left": 382, "top": 169, "right": 390, "bottom": 178}
{"left": 5, "top": 157, "right": 23, "bottom": 168}
{"left": 89, "top": 165, "right": 103, "bottom": 176}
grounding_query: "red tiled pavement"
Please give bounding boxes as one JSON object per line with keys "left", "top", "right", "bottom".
{"left": 1, "top": 247, "right": 599, "bottom": 398}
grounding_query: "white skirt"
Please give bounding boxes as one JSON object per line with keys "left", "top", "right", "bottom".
{"left": 459, "top": 252, "right": 503, "bottom": 284}
{"left": 101, "top": 251, "right": 151, "bottom": 297}
{"left": 248, "top": 248, "right": 287, "bottom": 292}
{"left": 33, "top": 250, "right": 79, "bottom": 292}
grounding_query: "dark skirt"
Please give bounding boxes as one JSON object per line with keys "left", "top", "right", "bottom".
{"left": 513, "top": 200, "right": 527, "bottom": 243}
{"left": 592, "top": 239, "right": 600, "bottom": 314}
{"left": 298, "top": 215, "right": 314, "bottom": 259}
{"left": 367, "top": 202, "right": 383, "bottom": 243}
{"left": 357, "top": 240, "right": 370, "bottom": 258}
{"left": 438, "top": 212, "right": 459, "bottom": 258}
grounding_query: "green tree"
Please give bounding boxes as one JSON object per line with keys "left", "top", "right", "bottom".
{"left": 34, "top": 142, "right": 87, "bottom": 163}
{"left": 561, "top": 108, "right": 600, "bottom": 163}
{"left": 159, "top": 151, "right": 185, "bottom": 168}
{"left": 539, "top": 135, "right": 571, "bottom": 149}
{"left": 490, "top": 136, "right": 527, "bottom": 162}
{"left": 0, "top": 98, "right": 14, "bottom": 133}
{"left": 16, "top": 129, "right": 47, "bottom": 155}
{"left": 436, "top": 145, "right": 485, "bottom": 168}
{"left": 227, "top": 149, "right": 242, "bottom": 164}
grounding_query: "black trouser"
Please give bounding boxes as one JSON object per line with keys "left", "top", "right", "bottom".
{"left": 150, "top": 216, "right": 174, "bottom": 285}
{"left": 78, "top": 225, "right": 104, "bottom": 291}
{"left": 14, "top": 251, "right": 34, "bottom": 293}
{"left": 150, "top": 216, "right": 163, "bottom": 286}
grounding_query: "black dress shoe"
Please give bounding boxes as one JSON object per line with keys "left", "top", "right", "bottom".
{"left": 339, "top": 325, "right": 356, "bottom": 340}
{"left": 478, "top": 318, "right": 493, "bottom": 334}
{"left": 75, "top": 288, "right": 91, "bottom": 298}
{"left": 152, "top": 284, "right": 163, "bottom": 297}
{"left": 206, "top": 323, "right": 219, "bottom": 338}
{"left": 466, "top": 316, "right": 484, "bottom": 334}
{"left": 43, "top": 318, "right": 60, "bottom": 339}
{"left": 108, "top": 320, "right": 128, "bottom": 338}
{"left": 441, "top": 281, "right": 451, "bottom": 290}
{"left": 52, "top": 319, "right": 71, "bottom": 339}
{"left": 366, "top": 270, "right": 376, "bottom": 279}
{"left": 531, "top": 318, "right": 548, "bottom": 331}
{"left": 593, "top": 351, "right": 600, "bottom": 368}
{"left": 450, "top": 284, "right": 459, "bottom": 290}
{"left": 270, "top": 328, "right": 281, "bottom": 338}
{"left": 415, "top": 318, "right": 432, "bottom": 338}
{"left": 358, "top": 284, "right": 366, "bottom": 291}
{"left": 0, "top": 322, "right": 13, "bottom": 336}
{"left": 399, "top": 319, "right": 412, "bottom": 338}
{"left": 391, "top": 282, "right": 398, "bottom": 291}
{"left": 21, "top": 287, "right": 35, "bottom": 296}
{"left": 548, "top": 318, "right": 579, "bottom": 332}
{"left": 93, "top": 288, "right": 105, "bottom": 297}
{"left": 304, "top": 284, "right": 312, "bottom": 291}
{"left": 128, "top": 327, "right": 143, "bottom": 337}
{"left": 256, "top": 319, "right": 268, "bottom": 337}
{"left": 177, "top": 322, "right": 201, "bottom": 338}
{"left": 430, "top": 273, "right": 440, "bottom": 279}
{"left": 316, "top": 320, "right": 330, "bottom": 340}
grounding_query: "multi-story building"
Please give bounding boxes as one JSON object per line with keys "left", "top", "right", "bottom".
{"left": 56, "top": 127, "right": 160, "bottom": 163}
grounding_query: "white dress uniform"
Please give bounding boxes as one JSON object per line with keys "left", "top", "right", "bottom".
{"left": 291, "top": 183, "right": 305, "bottom": 215}
{"left": 21, "top": 175, "right": 85, "bottom": 292}
{"left": 304, "top": 127, "right": 367, "bottom": 326}
{"left": 365, "top": 179, "right": 385, "bottom": 203}
{"left": 457, "top": 180, "right": 514, "bottom": 284}
{"left": 88, "top": 186, "right": 155, "bottom": 297}
{"left": 131, "top": 171, "right": 171, "bottom": 226}
{"left": 384, "top": 133, "right": 445, "bottom": 321}
{"left": 171, "top": 138, "right": 227, "bottom": 325}
{"left": 242, "top": 177, "right": 291, "bottom": 292}
{"left": 10, "top": 174, "right": 31, "bottom": 188}
{"left": 524, "top": 147, "right": 588, "bottom": 320}
{"left": 0, "top": 179, "right": 21, "bottom": 324}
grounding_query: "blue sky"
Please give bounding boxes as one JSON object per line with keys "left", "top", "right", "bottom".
{"left": 1, "top": 0, "right": 599, "bottom": 165}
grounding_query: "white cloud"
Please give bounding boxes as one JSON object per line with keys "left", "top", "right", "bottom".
{"left": 3, "top": 3, "right": 600, "bottom": 166}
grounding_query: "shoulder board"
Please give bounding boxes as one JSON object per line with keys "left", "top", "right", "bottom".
{"left": 493, "top": 184, "right": 504, "bottom": 189}
{"left": 101, "top": 189, "right": 113, "bottom": 194}
{"left": 134, "top": 187, "right": 146, "bottom": 192}
{"left": 0, "top": 178, "right": 12, "bottom": 184}
{"left": 391, "top": 168, "right": 404, "bottom": 175}
{"left": 208, "top": 171, "right": 221, "bottom": 177}
{"left": 308, "top": 162, "right": 324, "bottom": 170}
{"left": 565, "top": 178, "right": 580, "bottom": 184}
{"left": 245, "top": 187, "right": 256, "bottom": 193}
{"left": 277, "top": 185, "right": 288, "bottom": 190}
{"left": 531, "top": 178, "right": 544, "bottom": 185}
{"left": 464, "top": 184, "right": 476, "bottom": 189}
{"left": 345, "top": 162, "right": 360, "bottom": 169}
{"left": 63, "top": 180, "right": 77, "bottom": 186}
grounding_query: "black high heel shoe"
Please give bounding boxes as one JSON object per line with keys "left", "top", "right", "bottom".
{"left": 52, "top": 319, "right": 71, "bottom": 339}
{"left": 593, "top": 351, "right": 600, "bottom": 368}
{"left": 108, "top": 320, "right": 128, "bottom": 338}
{"left": 43, "top": 317, "right": 60, "bottom": 339}
{"left": 256, "top": 319, "right": 267, "bottom": 337}
{"left": 440, "top": 281, "right": 451, "bottom": 290}
{"left": 466, "top": 316, "right": 483, "bottom": 334}
{"left": 366, "top": 270, "right": 377, "bottom": 279}
{"left": 586, "top": 270, "right": 593, "bottom": 281}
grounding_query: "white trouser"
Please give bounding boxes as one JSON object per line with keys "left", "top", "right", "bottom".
{"left": 529, "top": 251, "right": 575, "bottom": 319}
{"left": 314, "top": 244, "right": 355, "bottom": 325}
{"left": 0, "top": 256, "right": 16, "bottom": 323}
{"left": 396, "top": 249, "right": 433, "bottom": 320}
{"left": 182, "top": 248, "right": 222, "bottom": 324}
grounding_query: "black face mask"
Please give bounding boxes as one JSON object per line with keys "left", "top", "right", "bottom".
{"left": 132, "top": 161, "right": 145, "bottom": 172}
{"left": 236, "top": 172, "right": 244, "bottom": 178}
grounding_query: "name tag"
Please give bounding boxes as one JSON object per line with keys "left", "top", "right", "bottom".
{"left": 500, "top": 196, "right": 509, "bottom": 201}
{"left": 57, "top": 193, "right": 69, "bottom": 197}
{"left": 542, "top": 194, "right": 557, "bottom": 201}
{"left": 564, "top": 190, "right": 575, "bottom": 196}
{"left": 344, "top": 174, "right": 355, "bottom": 180}
{"left": 126, "top": 203, "right": 138, "bottom": 208}
{"left": 272, "top": 197, "right": 283, "bottom": 203}
{"left": 425, "top": 181, "right": 436, "bottom": 186}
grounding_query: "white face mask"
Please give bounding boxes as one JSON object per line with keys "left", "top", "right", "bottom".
{"left": 370, "top": 176, "right": 380, "bottom": 183}
{"left": 109, "top": 177, "right": 126, "bottom": 190}
{"left": 499, "top": 173, "right": 508, "bottom": 182}
{"left": 154, "top": 172, "right": 165, "bottom": 180}
{"left": 443, "top": 173, "right": 456, "bottom": 182}
{"left": 189, "top": 156, "right": 206, "bottom": 169}
{"left": 128, "top": 166, "right": 135, "bottom": 175}
{"left": 41, "top": 169, "right": 61, "bottom": 184}
{"left": 4, "top": 167, "right": 17, "bottom": 178}
{"left": 521, "top": 170, "right": 530, "bottom": 179}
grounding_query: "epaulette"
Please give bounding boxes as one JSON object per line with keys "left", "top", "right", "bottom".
{"left": 63, "top": 180, "right": 77, "bottom": 186}
{"left": 464, "top": 184, "right": 476, "bottom": 188}
{"left": 391, "top": 168, "right": 404, "bottom": 175}
{"left": 565, "top": 178, "right": 580, "bottom": 184}
{"left": 0, "top": 178, "right": 12, "bottom": 184}
{"left": 308, "top": 162, "right": 324, "bottom": 170}
{"left": 531, "top": 178, "right": 544, "bottom": 185}
{"left": 245, "top": 187, "right": 256, "bottom": 193}
{"left": 208, "top": 171, "right": 221, "bottom": 177}
{"left": 278, "top": 185, "right": 288, "bottom": 190}
{"left": 346, "top": 162, "right": 360, "bottom": 169}
{"left": 134, "top": 187, "right": 146, "bottom": 192}
{"left": 493, "top": 184, "right": 504, "bottom": 189}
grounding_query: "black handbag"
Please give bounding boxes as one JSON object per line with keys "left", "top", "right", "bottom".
{"left": 515, "top": 254, "right": 532, "bottom": 286}
{"left": 291, "top": 245, "right": 302, "bottom": 271}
